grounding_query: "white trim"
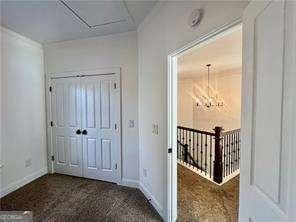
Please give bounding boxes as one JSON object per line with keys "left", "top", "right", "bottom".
{"left": 0, "top": 167, "right": 48, "bottom": 198}
{"left": 45, "top": 67, "right": 122, "bottom": 182}
{"left": 137, "top": 1, "right": 166, "bottom": 33}
{"left": 118, "top": 178, "right": 139, "bottom": 188}
{"left": 139, "top": 182, "right": 165, "bottom": 220}
{"left": 0, "top": 26, "right": 42, "bottom": 49}
{"left": 177, "top": 161, "right": 239, "bottom": 186}
{"left": 167, "top": 19, "right": 242, "bottom": 222}
{"left": 286, "top": 2, "right": 296, "bottom": 221}
{"left": 49, "top": 67, "right": 121, "bottom": 79}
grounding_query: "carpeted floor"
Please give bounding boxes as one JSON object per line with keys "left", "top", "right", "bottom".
{"left": 178, "top": 165, "right": 239, "bottom": 222}
{"left": 1, "top": 166, "right": 239, "bottom": 222}
{"left": 0, "top": 174, "right": 162, "bottom": 222}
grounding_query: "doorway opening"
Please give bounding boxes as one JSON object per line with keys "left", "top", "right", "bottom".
{"left": 167, "top": 21, "right": 242, "bottom": 221}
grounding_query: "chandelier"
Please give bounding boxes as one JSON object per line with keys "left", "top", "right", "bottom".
{"left": 197, "top": 64, "right": 224, "bottom": 108}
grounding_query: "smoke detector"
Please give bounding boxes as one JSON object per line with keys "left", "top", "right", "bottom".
{"left": 188, "top": 9, "right": 203, "bottom": 28}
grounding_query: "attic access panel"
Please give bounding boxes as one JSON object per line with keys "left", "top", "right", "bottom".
{"left": 62, "top": 0, "right": 133, "bottom": 28}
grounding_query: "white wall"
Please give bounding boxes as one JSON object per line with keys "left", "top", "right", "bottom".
{"left": 43, "top": 31, "right": 139, "bottom": 183}
{"left": 138, "top": 1, "right": 248, "bottom": 218}
{"left": 0, "top": 27, "right": 47, "bottom": 197}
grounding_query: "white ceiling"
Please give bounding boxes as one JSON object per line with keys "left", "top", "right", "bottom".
{"left": 0, "top": 0, "right": 156, "bottom": 43}
{"left": 178, "top": 26, "right": 242, "bottom": 80}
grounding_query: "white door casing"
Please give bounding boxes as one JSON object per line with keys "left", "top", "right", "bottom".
{"left": 167, "top": 21, "right": 242, "bottom": 222}
{"left": 50, "top": 70, "right": 121, "bottom": 184}
{"left": 51, "top": 77, "right": 83, "bottom": 177}
{"left": 239, "top": 1, "right": 296, "bottom": 221}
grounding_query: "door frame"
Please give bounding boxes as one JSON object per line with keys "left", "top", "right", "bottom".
{"left": 166, "top": 20, "right": 242, "bottom": 222}
{"left": 45, "top": 67, "right": 122, "bottom": 184}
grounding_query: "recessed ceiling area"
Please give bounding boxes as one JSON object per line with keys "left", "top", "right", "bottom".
{"left": 0, "top": 0, "right": 156, "bottom": 43}
{"left": 178, "top": 26, "right": 242, "bottom": 80}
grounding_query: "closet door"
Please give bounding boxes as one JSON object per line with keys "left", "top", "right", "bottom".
{"left": 51, "top": 77, "right": 83, "bottom": 177}
{"left": 81, "top": 75, "right": 120, "bottom": 183}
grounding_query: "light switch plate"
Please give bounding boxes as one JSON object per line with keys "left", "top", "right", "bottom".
{"left": 152, "top": 123, "right": 159, "bottom": 135}
{"left": 25, "top": 158, "right": 32, "bottom": 167}
{"left": 128, "top": 120, "right": 135, "bottom": 128}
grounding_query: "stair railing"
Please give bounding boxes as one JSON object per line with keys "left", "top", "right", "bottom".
{"left": 177, "top": 125, "right": 240, "bottom": 184}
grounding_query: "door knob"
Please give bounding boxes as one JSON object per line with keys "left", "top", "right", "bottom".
{"left": 76, "top": 129, "right": 81, "bottom": 135}
{"left": 82, "top": 129, "right": 87, "bottom": 135}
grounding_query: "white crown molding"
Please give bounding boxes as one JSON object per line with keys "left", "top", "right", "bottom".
{"left": 1, "top": 26, "right": 43, "bottom": 49}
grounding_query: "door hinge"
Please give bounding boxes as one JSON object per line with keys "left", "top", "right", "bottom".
{"left": 168, "top": 148, "right": 172, "bottom": 153}
{"left": 51, "top": 155, "right": 54, "bottom": 161}
{"left": 49, "top": 86, "right": 53, "bottom": 92}
{"left": 115, "top": 163, "right": 118, "bottom": 170}
{"left": 114, "top": 82, "right": 117, "bottom": 89}
{"left": 115, "top": 123, "right": 117, "bottom": 130}
{"left": 50, "top": 121, "right": 54, "bottom": 127}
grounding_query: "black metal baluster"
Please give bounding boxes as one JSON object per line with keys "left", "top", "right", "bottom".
{"left": 235, "top": 132, "right": 238, "bottom": 171}
{"left": 182, "top": 129, "right": 185, "bottom": 162}
{"left": 197, "top": 132, "right": 199, "bottom": 170}
{"left": 205, "top": 135, "right": 208, "bottom": 175}
{"left": 210, "top": 135, "right": 213, "bottom": 178}
{"left": 193, "top": 132, "right": 195, "bottom": 169}
{"left": 233, "top": 132, "right": 237, "bottom": 171}
{"left": 191, "top": 131, "right": 193, "bottom": 166}
{"left": 238, "top": 132, "right": 240, "bottom": 167}
{"left": 225, "top": 135, "right": 228, "bottom": 177}
{"left": 228, "top": 134, "right": 231, "bottom": 176}
{"left": 201, "top": 134, "right": 203, "bottom": 174}
{"left": 223, "top": 136, "right": 226, "bottom": 178}
{"left": 177, "top": 128, "right": 179, "bottom": 160}
{"left": 230, "top": 133, "right": 232, "bottom": 172}
{"left": 237, "top": 132, "right": 239, "bottom": 170}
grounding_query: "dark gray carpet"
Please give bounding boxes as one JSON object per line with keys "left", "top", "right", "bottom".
{"left": 1, "top": 166, "right": 239, "bottom": 222}
{"left": 178, "top": 165, "right": 239, "bottom": 222}
{"left": 0, "top": 173, "right": 162, "bottom": 222}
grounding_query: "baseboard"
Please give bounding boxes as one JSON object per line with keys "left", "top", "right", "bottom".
{"left": 0, "top": 167, "right": 48, "bottom": 198}
{"left": 118, "top": 178, "right": 139, "bottom": 188}
{"left": 139, "top": 182, "right": 165, "bottom": 220}
{"left": 178, "top": 161, "right": 239, "bottom": 186}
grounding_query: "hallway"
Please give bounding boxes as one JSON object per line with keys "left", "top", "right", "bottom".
{"left": 178, "top": 165, "right": 239, "bottom": 222}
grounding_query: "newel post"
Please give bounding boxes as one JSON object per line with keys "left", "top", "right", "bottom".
{"left": 213, "top": 126, "right": 223, "bottom": 184}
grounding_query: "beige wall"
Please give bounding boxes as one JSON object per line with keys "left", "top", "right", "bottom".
{"left": 177, "top": 81, "right": 194, "bottom": 128}
{"left": 178, "top": 72, "right": 241, "bottom": 132}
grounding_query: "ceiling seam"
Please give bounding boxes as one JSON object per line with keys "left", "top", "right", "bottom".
{"left": 59, "top": 0, "right": 91, "bottom": 28}
{"left": 122, "top": 0, "right": 135, "bottom": 24}
{"left": 59, "top": 0, "right": 129, "bottom": 29}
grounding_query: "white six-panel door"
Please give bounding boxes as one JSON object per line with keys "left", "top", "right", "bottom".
{"left": 240, "top": 1, "right": 296, "bottom": 221}
{"left": 51, "top": 74, "right": 120, "bottom": 183}
{"left": 51, "top": 77, "right": 83, "bottom": 176}
{"left": 81, "top": 75, "right": 120, "bottom": 183}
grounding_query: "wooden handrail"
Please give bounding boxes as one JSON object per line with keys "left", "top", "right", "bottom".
{"left": 221, "top": 128, "right": 240, "bottom": 136}
{"left": 177, "top": 126, "right": 215, "bottom": 136}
